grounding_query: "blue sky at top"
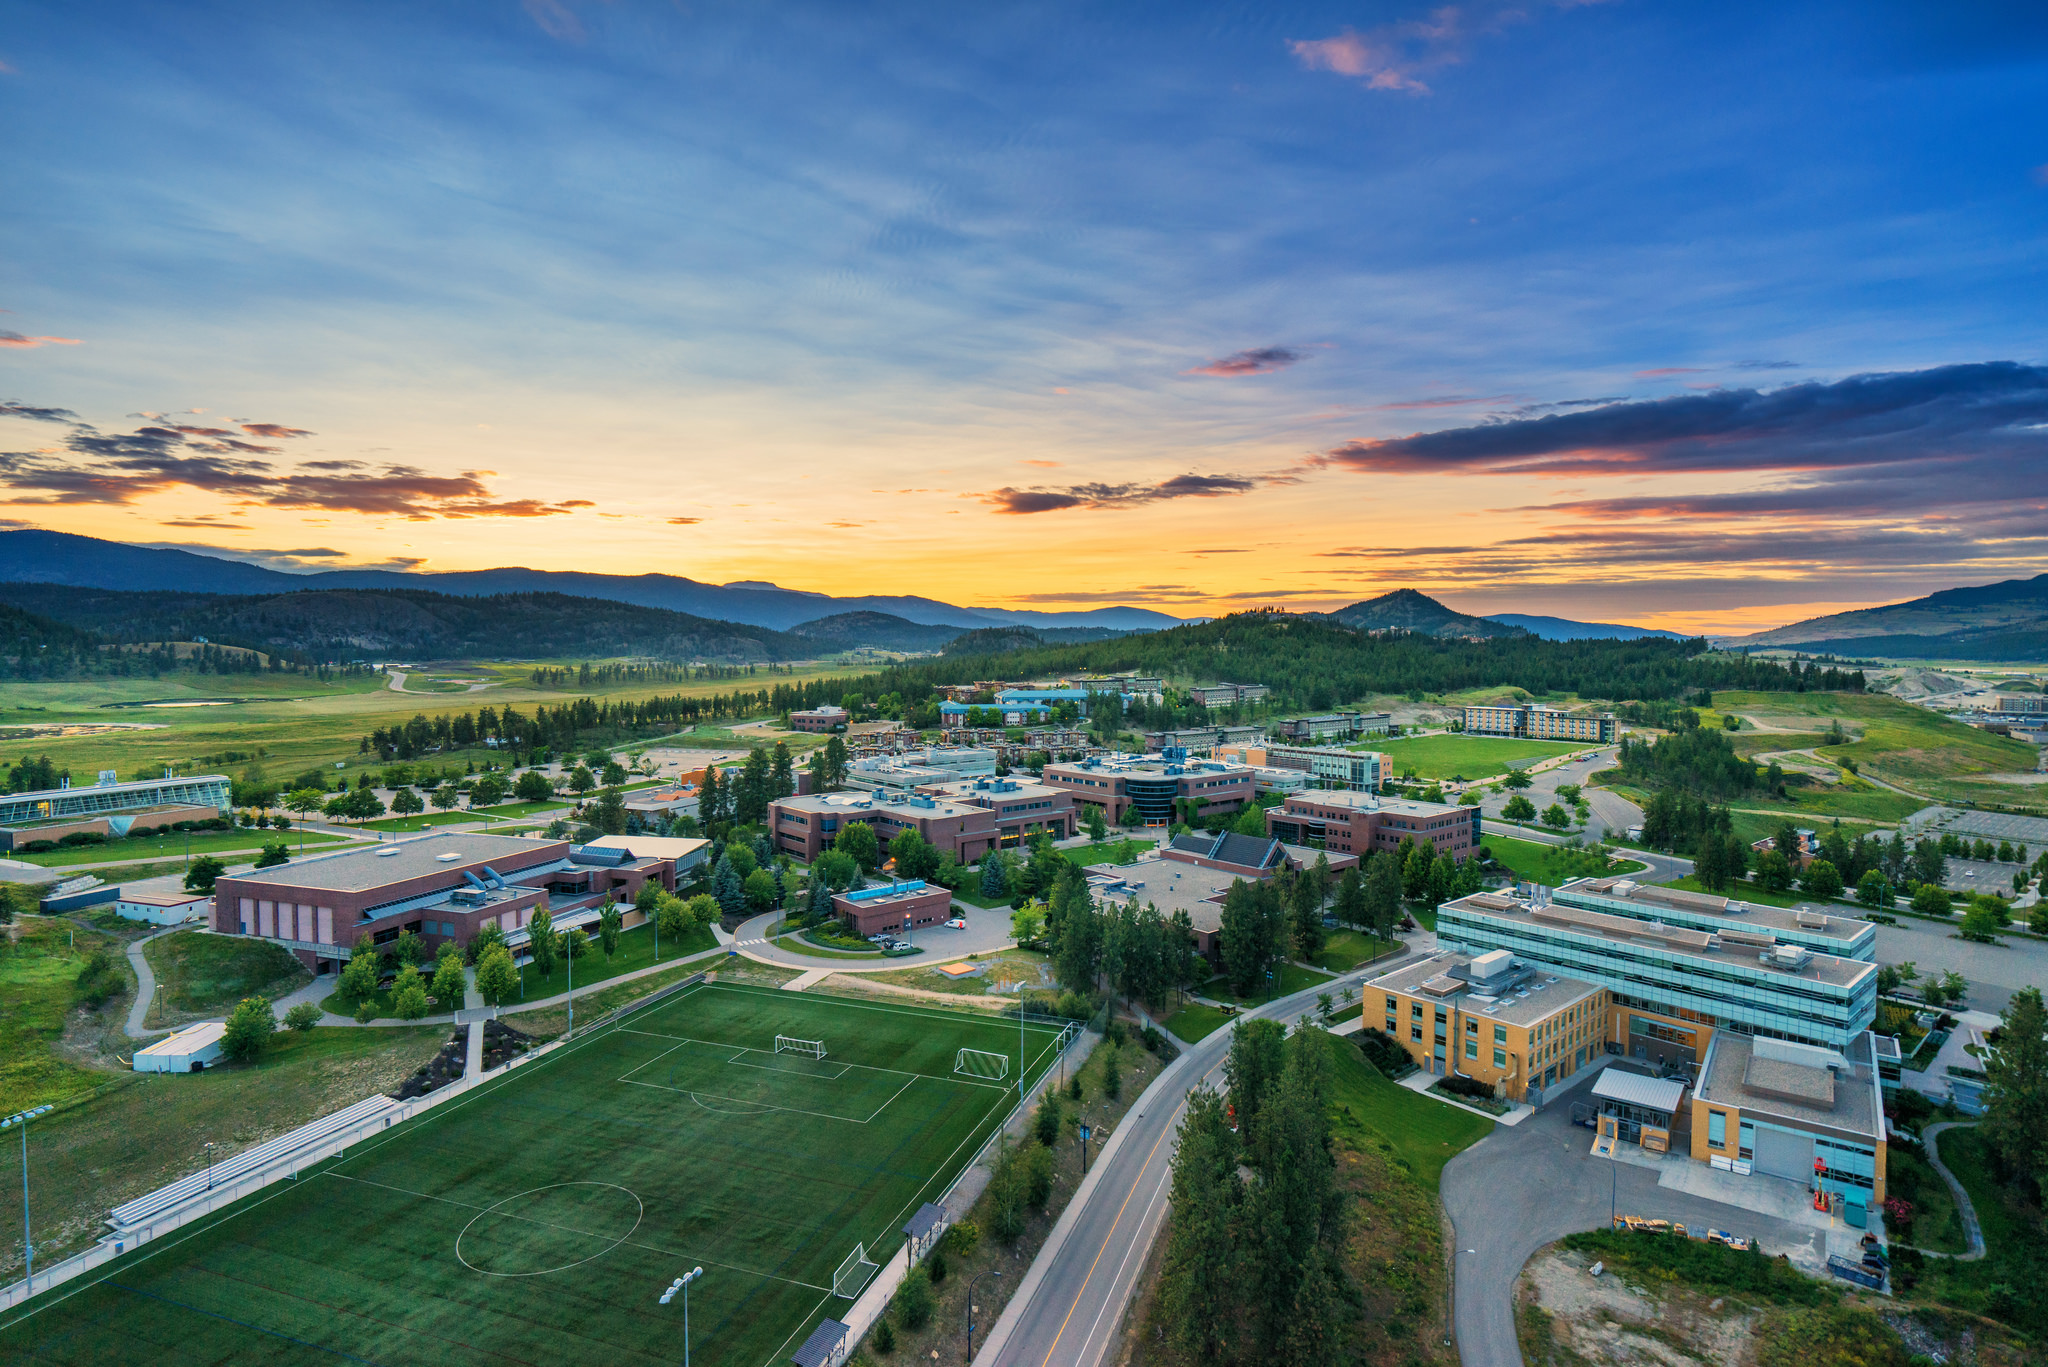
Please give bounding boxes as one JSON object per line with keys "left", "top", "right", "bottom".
{"left": 2, "top": 0, "right": 2045, "bottom": 630}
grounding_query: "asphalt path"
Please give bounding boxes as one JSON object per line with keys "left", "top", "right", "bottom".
{"left": 1442, "top": 1068, "right": 1830, "bottom": 1367}
{"left": 974, "top": 955, "right": 1410, "bottom": 1367}
{"left": 1471, "top": 746, "right": 1642, "bottom": 844}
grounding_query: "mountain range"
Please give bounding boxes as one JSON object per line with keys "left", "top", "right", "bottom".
{"left": 1719, "top": 574, "right": 2048, "bottom": 661}
{"left": 0, "top": 531, "right": 1182, "bottom": 634}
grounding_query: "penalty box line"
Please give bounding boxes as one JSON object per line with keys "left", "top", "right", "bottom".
{"left": 321, "top": 1172, "right": 832, "bottom": 1293}
{"left": 613, "top": 1026, "right": 1021, "bottom": 1093}
{"left": 615, "top": 1034, "right": 923, "bottom": 1124}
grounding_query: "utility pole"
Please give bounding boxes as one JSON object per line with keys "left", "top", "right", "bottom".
{"left": 967, "top": 1269, "right": 1003, "bottom": 1362}
{"left": 2, "top": 1106, "right": 53, "bottom": 1287}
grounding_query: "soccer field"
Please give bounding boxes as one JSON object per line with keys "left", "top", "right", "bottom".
{"left": 0, "top": 982, "right": 1068, "bottom": 1367}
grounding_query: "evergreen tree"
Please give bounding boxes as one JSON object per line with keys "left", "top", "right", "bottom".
{"left": 1331, "top": 866, "right": 1366, "bottom": 931}
{"left": 713, "top": 853, "right": 747, "bottom": 915}
{"left": 1982, "top": 986, "right": 2048, "bottom": 1187}
{"left": 1401, "top": 839, "right": 1434, "bottom": 900}
{"left": 769, "top": 741, "right": 794, "bottom": 800}
{"left": 807, "top": 870, "right": 835, "bottom": 924}
{"left": 1364, "top": 852, "right": 1403, "bottom": 936}
{"left": 699, "top": 765, "right": 725, "bottom": 829}
{"left": 980, "top": 852, "right": 1009, "bottom": 898}
{"left": 1225, "top": 1017, "right": 1287, "bottom": 1135}
{"left": 1289, "top": 870, "right": 1327, "bottom": 960}
{"left": 1159, "top": 1089, "right": 1243, "bottom": 1365}
{"left": 598, "top": 902, "right": 623, "bottom": 961}
{"left": 1218, "top": 879, "right": 1273, "bottom": 997}
{"left": 734, "top": 747, "right": 771, "bottom": 825}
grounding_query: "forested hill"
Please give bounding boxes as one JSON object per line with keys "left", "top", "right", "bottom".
{"left": 879, "top": 612, "right": 1864, "bottom": 710}
{"left": 0, "top": 584, "right": 807, "bottom": 664}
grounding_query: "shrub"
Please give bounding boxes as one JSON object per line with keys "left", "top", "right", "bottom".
{"left": 353, "top": 997, "right": 377, "bottom": 1023}
{"left": 1140, "top": 1024, "right": 1165, "bottom": 1054}
{"left": 1022, "top": 1142, "right": 1055, "bottom": 1211}
{"left": 943, "top": 1220, "right": 980, "bottom": 1259}
{"left": 283, "top": 1001, "right": 322, "bottom": 1032}
{"left": 75, "top": 948, "right": 124, "bottom": 1008}
{"left": 1033, "top": 1096, "right": 1062, "bottom": 1147}
{"left": 1439, "top": 1074, "right": 1496, "bottom": 1100}
{"left": 892, "top": 1265, "right": 933, "bottom": 1330}
{"left": 1101, "top": 1046, "right": 1121, "bottom": 1100}
{"left": 1355, "top": 1028, "right": 1412, "bottom": 1077}
{"left": 927, "top": 1247, "right": 947, "bottom": 1285}
{"left": 871, "top": 1317, "right": 895, "bottom": 1354}
{"left": 220, "top": 997, "right": 277, "bottom": 1061}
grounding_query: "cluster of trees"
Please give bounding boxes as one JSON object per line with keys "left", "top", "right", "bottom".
{"left": 697, "top": 743, "right": 797, "bottom": 833}
{"left": 524, "top": 660, "right": 805, "bottom": 688}
{"left": 1616, "top": 720, "right": 1767, "bottom": 799}
{"left": 359, "top": 682, "right": 819, "bottom": 764}
{"left": 1161, "top": 1022, "right": 1348, "bottom": 1367}
{"left": 1981, "top": 986, "right": 2048, "bottom": 1196}
{"left": 3, "top": 755, "right": 67, "bottom": 793}
{"left": 0, "top": 598, "right": 366, "bottom": 680}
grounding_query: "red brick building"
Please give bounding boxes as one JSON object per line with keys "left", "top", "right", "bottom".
{"left": 211, "top": 831, "right": 693, "bottom": 974}
{"left": 833, "top": 880, "right": 953, "bottom": 936}
{"left": 1264, "top": 791, "right": 1481, "bottom": 861}
{"left": 789, "top": 705, "right": 849, "bottom": 733}
{"left": 769, "top": 778, "right": 1074, "bottom": 864}
{"left": 1039, "top": 757, "right": 1254, "bottom": 827}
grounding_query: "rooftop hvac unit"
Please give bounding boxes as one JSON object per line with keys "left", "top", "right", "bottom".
{"left": 1766, "top": 944, "right": 1814, "bottom": 971}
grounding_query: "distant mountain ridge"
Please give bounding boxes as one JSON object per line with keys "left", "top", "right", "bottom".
{"left": 1721, "top": 573, "right": 2048, "bottom": 660}
{"left": 1324, "top": 589, "right": 1530, "bottom": 639}
{"left": 0, "top": 583, "right": 805, "bottom": 662}
{"left": 0, "top": 531, "right": 1186, "bottom": 634}
{"left": 1482, "top": 613, "right": 1686, "bottom": 642}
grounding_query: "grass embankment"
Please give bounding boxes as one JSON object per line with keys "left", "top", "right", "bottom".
{"left": 1365, "top": 734, "right": 1587, "bottom": 780}
{"left": 1161, "top": 1001, "right": 1233, "bottom": 1041}
{"left": 1715, "top": 688, "right": 2040, "bottom": 808}
{"left": 359, "top": 799, "right": 568, "bottom": 833}
{"left": 1069, "top": 837, "right": 1157, "bottom": 866}
{"left": 1203, "top": 961, "right": 1334, "bottom": 1004}
{"left": 1309, "top": 928, "right": 1400, "bottom": 973}
{"left": 1883, "top": 1147, "right": 1965, "bottom": 1255}
{"left": 1482, "top": 834, "right": 1645, "bottom": 885}
{"left": 15, "top": 828, "right": 353, "bottom": 868}
{"left": 144, "top": 929, "right": 308, "bottom": 1027}
{"left": 1901, "top": 1126, "right": 2048, "bottom": 1340}
{"left": 0, "top": 915, "right": 129, "bottom": 1113}
{"left": 0, "top": 1024, "right": 447, "bottom": 1280}
{"left": 864, "top": 948, "right": 1049, "bottom": 996}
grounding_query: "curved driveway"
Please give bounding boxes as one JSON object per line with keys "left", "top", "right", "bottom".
{"left": 1472, "top": 746, "right": 1642, "bottom": 844}
{"left": 729, "top": 901, "right": 1019, "bottom": 972}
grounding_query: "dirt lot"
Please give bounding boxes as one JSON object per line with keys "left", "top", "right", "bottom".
{"left": 1518, "top": 1245, "right": 1764, "bottom": 1365}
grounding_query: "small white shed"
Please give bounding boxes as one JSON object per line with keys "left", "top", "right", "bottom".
{"left": 133, "top": 1021, "right": 228, "bottom": 1073}
{"left": 115, "top": 889, "right": 212, "bottom": 925}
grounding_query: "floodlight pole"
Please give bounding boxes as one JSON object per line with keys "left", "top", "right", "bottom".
{"left": 660, "top": 1266, "right": 704, "bottom": 1367}
{"left": 566, "top": 923, "right": 574, "bottom": 1041}
{"left": 3, "top": 1106, "right": 52, "bottom": 1287}
{"left": 204, "top": 1140, "right": 218, "bottom": 1190}
{"left": 967, "top": 1269, "right": 1002, "bottom": 1362}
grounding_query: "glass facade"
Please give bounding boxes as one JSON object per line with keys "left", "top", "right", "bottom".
{"left": 1437, "top": 902, "right": 1877, "bottom": 1049}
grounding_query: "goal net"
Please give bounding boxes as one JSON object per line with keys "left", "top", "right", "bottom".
{"left": 775, "top": 1035, "right": 827, "bottom": 1060}
{"left": 832, "top": 1242, "right": 879, "bottom": 1298}
{"left": 954, "top": 1048, "right": 1010, "bottom": 1081}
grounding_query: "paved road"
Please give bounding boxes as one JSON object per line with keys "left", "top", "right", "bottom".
{"left": 1442, "top": 1068, "right": 1831, "bottom": 1367}
{"left": 974, "top": 956, "right": 1408, "bottom": 1367}
{"left": 1872, "top": 915, "right": 2042, "bottom": 1016}
{"left": 730, "top": 902, "right": 1020, "bottom": 972}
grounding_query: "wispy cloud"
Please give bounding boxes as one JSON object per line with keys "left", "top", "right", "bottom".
{"left": 1186, "top": 346, "right": 1306, "bottom": 377}
{"left": 665, "top": 516, "right": 703, "bottom": 526}
{"left": 0, "top": 403, "right": 596, "bottom": 520}
{"left": 1373, "top": 394, "right": 1515, "bottom": 410}
{"left": 0, "top": 333, "right": 81, "bottom": 349}
{"left": 980, "top": 471, "right": 1272, "bottom": 515}
{"left": 239, "top": 422, "right": 314, "bottom": 439}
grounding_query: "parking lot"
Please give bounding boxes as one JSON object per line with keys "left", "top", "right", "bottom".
{"left": 1441, "top": 1067, "right": 1846, "bottom": 1367}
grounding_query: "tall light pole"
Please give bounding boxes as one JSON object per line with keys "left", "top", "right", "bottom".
{"left": 204, "top": 1141, "right": 218, "bottom": 1191}
{"left": 660, "top": 1266, "right": 704, "bottom": 1366}
{"left": 2, "top": 1106, "right": 52, "bottom": 1287}
{"left": 966, "top": 1269, "right": 1002, "bottom": 1362}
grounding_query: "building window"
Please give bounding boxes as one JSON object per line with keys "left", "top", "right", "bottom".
{"left": 1465, "top": 1040, "right": 1477, "bottom": 1060}
{"left": 1411, "top": 1027, "right": 1422, "bottom": 1043}
{"left": 1707, "top": 1111, "right": 1727, "bottom": 1147}
{"left": 1386, "top": 1018, "right": 1398, "bottom": 1034}
{"left": 1493, "top": 1048, "right": 1507, "bottom": 1067}
{"left": 1494, "top": 1024, "right": 1507, "bottom": 1044}
{"left": 1385, "top": 995, "right": 1399, "bottom": 1012}
{"left": 1412, "top": 1003, "right": 1423, "bottom": 1018}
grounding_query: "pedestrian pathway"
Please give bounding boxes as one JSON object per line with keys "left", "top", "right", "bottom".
{"left": 1397, "top": 1069, "right": 1534, "bottom": 1126}
{"left": 1918, "top": 1122, "right": 1987, "bottom": 1260}
{"left": 782, "top": 968, "right": 832, "bottom": 991}
{"left": 122, "top": 926, "right": 183, "bottom": 1039}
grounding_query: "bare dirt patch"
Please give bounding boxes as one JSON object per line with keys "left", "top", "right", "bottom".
{"left": 1519, "top": 1245, "right": 1762, "bottom": 1365}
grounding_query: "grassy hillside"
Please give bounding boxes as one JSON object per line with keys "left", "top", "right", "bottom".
{"left": 1715, "top": 689, "right": 2039, "bottom": 806}
{"left": 1370, "top": 733, "right": 1587, "bottom": 780}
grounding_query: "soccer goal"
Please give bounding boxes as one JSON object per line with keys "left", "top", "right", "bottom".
{"left": 775, "top": 1035, "right": 827, "bottom": 1061}
{"left": 832, "top": 1242, "right": 879, "bottom": 1298}
{"left": 954, "top": 1047, "right": 1010, "bottom": 1081}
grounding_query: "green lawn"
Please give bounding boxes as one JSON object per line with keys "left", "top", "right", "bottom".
{"left": 949, "top": 884, "right": 1017, "bottom": 910}
{"left": 0, "top": 983, "right": 1068, "bottom": 1366}
{"left": 13, "top": 827, "right": 353, "bottom": 868}
{"left": 1714, "top": 689, "right": 2040, "bottom": 806}
{"left": 1903, "top": 1126, "right": 2048, "bottom": 1339}
{"left": 1885, "top": 1147, "right": 1965, "bottom": 1255}
{"left": 1162, "top": 1001, "right": 1234, "bottom": 1041}
{"left": 0, "top": 915, "right": 126, "bottom": 1113}
{"left": 1205, "top": 961, "right": 1335, "bottom": 1004}
{"left": 1309, "top": 929, "right": 1399, "bottom": 973}
{"left": 1364, "top": 733, "right": 1588, "bottom": 781}
{"left": 144, "top": 928, "right": 309, "bottom": 1024}
{"left": 1071, "top": 838, "right": 1156, "bottom": 866}
{"left": 513, "top": 920, "right": 717, "bottom": 999}
{"left": 1326, "top": 1028, "right": 1491, "bottom": 1187}
{"left": 1482, "top": 834, "right": 1645, "bottom": 885}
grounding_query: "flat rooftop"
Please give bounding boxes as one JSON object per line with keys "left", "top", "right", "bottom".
{"left": 928, "top": 778, "right": 1066, "bottom": 803}
{"left": 1442, "top": 890, "right": 1876, "bottom": 990}
{"left": 1696, "top": 1031, "right": 1881, "bottom": 1140}
{"left": 1084, "top": 859, "right": 1236, "bottom": 934}
{"left": 1280, "top": 791, "right": 1477, "bottom": 818}
{"left": 1044, "top": 760, "right": 1251, "bottom": 779}
{"left": 222, "top": 832, "right": 567, "bottom": 893}
{"left": 775, "top": 791, "right": 984, "bottom": 820}
{"left": 1560, "top": 876, "right": 1873, "bottom": 945}
{"left": 1367, "top": 951, "right": 1601, "bottom": 1027}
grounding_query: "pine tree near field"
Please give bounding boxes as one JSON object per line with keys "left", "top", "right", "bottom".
{"left": 806, "top": 870, "right": 834, "bottom": 924}
{"left": 1364, "top": 851, "right": 1403, "bottom": 937}
{"left": 1159, "top": 1088, "right": 1243, "bottom": 1364}
{"left": 712, "top": 853, "right": 746, "bottom": 915}
{"left": 770, "top": 741, "right": 794, "bottom": 800}
{"left": 1289, "top": 870, "right": 1327, "bottom": 961}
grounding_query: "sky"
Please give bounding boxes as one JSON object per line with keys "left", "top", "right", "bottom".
{"left": 3, "top": 0, "right": 2047, "bottom": 635}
